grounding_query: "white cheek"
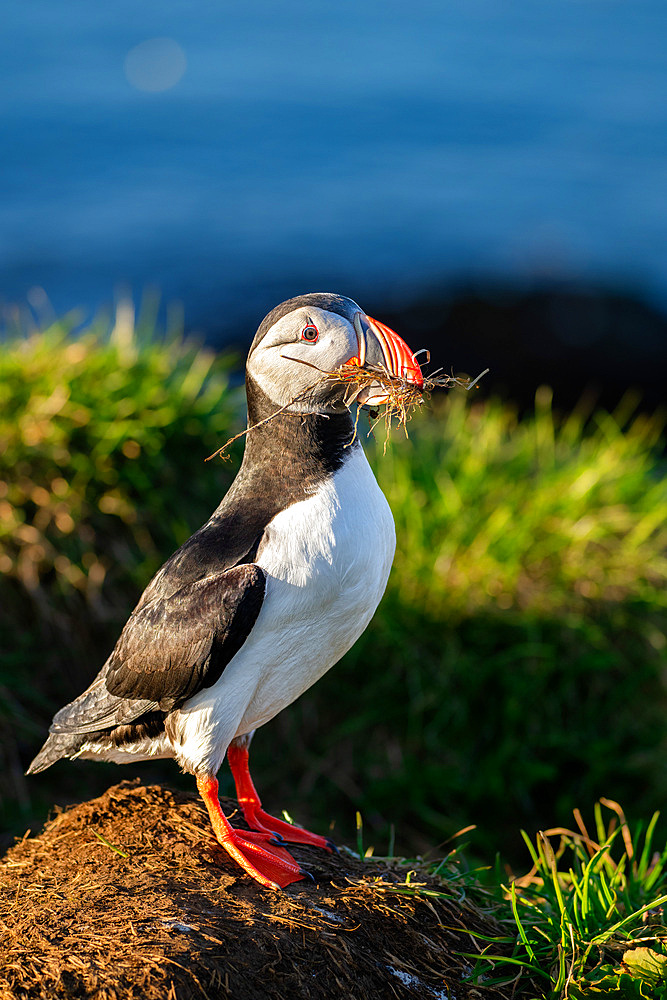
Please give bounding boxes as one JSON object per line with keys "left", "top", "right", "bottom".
{"left": 250, "top": 333, "right": 359, "bottom": 409}
{"left": 312, "top": 330, "right": 358, "bottom": 372}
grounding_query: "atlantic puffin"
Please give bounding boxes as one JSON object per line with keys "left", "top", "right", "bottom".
{"left": 28, "top": 293, "right": 423, "bottom": 889}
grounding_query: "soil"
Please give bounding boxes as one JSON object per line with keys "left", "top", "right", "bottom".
{"left": 0, "top": 781, "right": 519, "bottom": 1000}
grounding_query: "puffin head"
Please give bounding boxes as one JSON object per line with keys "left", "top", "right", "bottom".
{"left": 247, "top": 292, "right": 423, "bottom": 415}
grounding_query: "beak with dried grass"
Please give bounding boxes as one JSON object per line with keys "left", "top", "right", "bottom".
{"left": 347, "top": 313, "right": 424, "bottom": 407}
{"left": 319, "top": 313, "right": 487, "bottom": 440}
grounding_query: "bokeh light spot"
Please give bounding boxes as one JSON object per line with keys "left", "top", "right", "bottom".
{"left": 124, "top": 38, "right": 186, "bottom": 93}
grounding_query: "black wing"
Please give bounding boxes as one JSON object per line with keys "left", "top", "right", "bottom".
{"left": 49, "top": 564, "right": 266, "bottom": 735}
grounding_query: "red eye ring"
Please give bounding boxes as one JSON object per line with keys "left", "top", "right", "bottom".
{"left": 301, "top": 324, "right": 319, "bottom": 343}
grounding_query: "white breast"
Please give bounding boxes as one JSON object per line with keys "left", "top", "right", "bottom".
{"left": 172, "top": 444, "right": 395, "bottom": 775}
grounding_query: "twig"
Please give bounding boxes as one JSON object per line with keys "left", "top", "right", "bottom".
{"left": 204, "top": 378, "right": 323, "bottom": 461}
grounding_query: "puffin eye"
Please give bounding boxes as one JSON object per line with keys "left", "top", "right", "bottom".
{"left": 301, "top": 324, "right": 319, "bottom": 343}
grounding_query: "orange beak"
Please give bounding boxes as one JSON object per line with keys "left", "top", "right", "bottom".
{"left": 348, "top": 312, "right": 423, "bottom": 406}
{"left": 366, "top": 316, "right": 423, "bottom": 387}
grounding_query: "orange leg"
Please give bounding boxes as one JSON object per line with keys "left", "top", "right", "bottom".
{"left": 227, "top": 743, "right": 333, "bottom": 852}
{"left": 196, "top": 775, "right": 304, "bottom": 889}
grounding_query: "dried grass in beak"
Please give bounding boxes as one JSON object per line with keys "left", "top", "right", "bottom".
{"left": 206, "top": 353, "right": 488, "bottom": 461}
{"left": 316, "top": 357, "right": 489, "bottom": 447}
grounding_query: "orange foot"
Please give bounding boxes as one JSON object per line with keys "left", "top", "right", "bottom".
{"left": 227, "top": 743, "right": 334, "bottom": 852}
{"left": 196, "top": 775, "right": 305, "bottom": 889}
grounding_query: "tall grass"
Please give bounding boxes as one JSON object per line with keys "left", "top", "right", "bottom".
{"left": 380, "top": 386, "right": 666, "bottom": 618}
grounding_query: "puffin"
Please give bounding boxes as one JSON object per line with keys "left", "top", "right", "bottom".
{"left": 28, "top": 292, "right": 423, "bottom": 890}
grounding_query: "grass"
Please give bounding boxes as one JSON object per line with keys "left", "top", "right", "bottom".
{"left": 349, "top": 800, "right": 667, "bottom": 997}
{"left": 474, "top": 799, "right": 667, "bottom": 997}
{"left": 377, "top": 385, "right": 666, "bottom": 618}
{"left": 0, "top": 304, "right": 242, "bottom": 833}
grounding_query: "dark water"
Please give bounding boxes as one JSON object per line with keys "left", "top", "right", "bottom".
{"left": 2, "top": 0, "right": 667, "bottom": 340}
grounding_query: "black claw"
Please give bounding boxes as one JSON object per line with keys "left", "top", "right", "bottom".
{"left": 326, "top": 838, "right": 340, "bottom": 855}
{"left": 300, "top": 868, "right": 316, "bottom": 884}
{"left": 270, "top": 833, "right": 287, "bottom": 846}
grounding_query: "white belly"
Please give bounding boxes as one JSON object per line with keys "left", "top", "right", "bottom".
{"left": 173, "top": 445, "right": 395, "bottom": 774}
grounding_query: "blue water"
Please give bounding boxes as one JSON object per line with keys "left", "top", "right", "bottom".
{"left": 2, "top": 0, "right": 667, "bottom": 333}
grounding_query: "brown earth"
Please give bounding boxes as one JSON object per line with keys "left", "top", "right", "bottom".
{"left": 0, "top": 781, "right": 519, "bottom": 1000}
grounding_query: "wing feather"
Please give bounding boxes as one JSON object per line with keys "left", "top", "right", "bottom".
{"left": 48, "top": 564, "right": 266, "bottom": 736}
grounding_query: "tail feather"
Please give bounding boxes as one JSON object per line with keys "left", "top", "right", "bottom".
{"left": 50, "top": 670, "right": 157, "bottom": 736}
{"left": 27, "top": 667, "right": 160, "bottom": 774}
{"left": 27, "top": 732, "right": 89, "bottom": 774}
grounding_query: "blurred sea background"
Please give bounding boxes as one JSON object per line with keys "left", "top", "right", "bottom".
{"left": 2, "top": 0, "right": 667, "bottom": 864}
{"left": 2, "top": 0, "right": 666, "bottom": 408}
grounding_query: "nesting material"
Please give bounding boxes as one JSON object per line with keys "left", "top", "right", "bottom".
{"left": 207, "top": 354, "right": 488, "bottom": 461}
{"left": 0, "top": 781, "right": 516, "bottom": 1000}
{"left": 320, "top": 357, "right": 489, "bottom": 442}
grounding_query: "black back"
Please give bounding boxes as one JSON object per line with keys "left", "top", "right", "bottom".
{"left": 147, "top": 374, "right": 356, "bottom": 595}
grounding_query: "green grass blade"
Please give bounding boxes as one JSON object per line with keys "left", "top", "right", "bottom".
{"left": 637, "top": 812, "right": 660, "bottom": 880}
{"left": 93, "top": 830, "right": 130, "bottom": 858}
{"left": 590, "top": 893, "right": 667, "bottom": 944}
{"left": 510, "top": 881, "right": 537, "bottom": 963}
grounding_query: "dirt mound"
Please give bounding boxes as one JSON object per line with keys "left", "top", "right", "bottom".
{"left": 0, "top": 781, "right": 515, "bottom": 999}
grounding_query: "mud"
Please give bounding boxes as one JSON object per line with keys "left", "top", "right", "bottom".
{"left": 0, "top": 781, "right": 517, "bottom": 999}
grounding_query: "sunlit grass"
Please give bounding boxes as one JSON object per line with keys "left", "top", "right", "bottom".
{"left": 348, "top": 801, "right": 667, "bottom": 997}
{"left": 374, "top": 387, "right": 666, "bottom": 619}
{"left": 467, "top": 800, "right": 667, "bottom": 997}
{"left": 0, "top": 305, "right": 241, "bottom": 605}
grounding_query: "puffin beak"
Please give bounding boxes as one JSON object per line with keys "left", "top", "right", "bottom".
{"left": 350, "top": 312, "right": 423, "bottom": 405}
